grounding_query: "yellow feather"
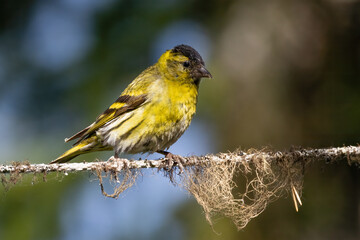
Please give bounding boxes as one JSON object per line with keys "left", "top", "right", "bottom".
{"left": 53, "top": 44, "right": 211, "bottom": 163}
{"left": 109, "top": 102, "right": 125, "bottom": 109}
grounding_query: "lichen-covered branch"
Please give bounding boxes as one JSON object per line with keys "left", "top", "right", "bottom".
{"left": 0, "top": 145, "right": 359, "bottom": 230}
{"left": 0, "top": 145, "right": 359, "bottom": 174}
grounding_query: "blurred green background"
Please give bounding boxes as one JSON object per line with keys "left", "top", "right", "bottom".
{"left": 0, "top": 0, "right": 359, "bottom": 239}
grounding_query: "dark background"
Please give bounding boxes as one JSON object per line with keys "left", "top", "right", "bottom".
{"left": 0, "top": 0, "right": 359, "bottom": 239}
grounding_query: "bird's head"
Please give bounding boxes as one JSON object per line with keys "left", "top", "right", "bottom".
{"left": 158, "top": 44, "right": 212, "bottom": 84}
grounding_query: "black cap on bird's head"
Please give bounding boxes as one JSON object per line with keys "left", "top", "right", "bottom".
{"left": 172, "top": 45, "right": 205, "bottom": 65}
{"left": 171, "top": 44, "right": 212, "bottom": 79}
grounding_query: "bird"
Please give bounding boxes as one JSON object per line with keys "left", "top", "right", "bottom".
{"left": 51, "top": 44, "right": 212, "bottom": 168}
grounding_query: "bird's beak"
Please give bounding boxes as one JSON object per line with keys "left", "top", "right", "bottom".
{"left": 194, "top": 66, "right": 212, "bottom": 79}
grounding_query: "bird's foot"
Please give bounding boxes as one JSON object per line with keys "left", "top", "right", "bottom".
{"left": 161, "top": 152, "right": 187, "bottom": 174}
{"left": 108, "top": 152, "right": 120, "bottom": 162}
{"left": 108, "top": 156, "right": 119, "bottom": 162}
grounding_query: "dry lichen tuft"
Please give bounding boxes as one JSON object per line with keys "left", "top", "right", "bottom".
{"left": 180, "top": 150, "right": 307, "bottom": 230}
{"left": 1, "top": 161, "right": 29, "bottom": 191}
{"left": 95, "top": 163, "right": 139, "bottom": 199}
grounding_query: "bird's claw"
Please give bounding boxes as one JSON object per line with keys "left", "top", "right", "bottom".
{"left": 108, "top": 156, "right": 119, "bottom": 162}
{"left": 163, "top": 153, "right": 187, "bottom": 174}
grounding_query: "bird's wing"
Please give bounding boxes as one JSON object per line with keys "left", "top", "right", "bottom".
{"left": 65, "top": 94, "right": 147, "bottom": 145}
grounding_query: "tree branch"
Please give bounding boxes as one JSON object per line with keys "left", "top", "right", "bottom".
{"left": 0, "top": 145, "right": 359, "bottom": 230}
{"left": 0, "top": 145, "right": 359, "bottom": 174}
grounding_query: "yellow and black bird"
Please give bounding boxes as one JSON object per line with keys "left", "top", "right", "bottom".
{"left": 51, "top": 44, "right": 212, "bottom": 164}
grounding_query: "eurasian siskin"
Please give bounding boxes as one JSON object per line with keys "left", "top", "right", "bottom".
{"left": 51, "top": 44, "right": 212, "bottom": 165}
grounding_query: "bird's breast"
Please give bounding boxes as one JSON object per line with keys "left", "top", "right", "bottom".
{"left": 143, "top": 80, "right": 198, "bottom": 146}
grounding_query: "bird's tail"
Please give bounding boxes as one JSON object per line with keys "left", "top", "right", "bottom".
{"left": 51, "top": 135, "right": 112, "bottom": 164}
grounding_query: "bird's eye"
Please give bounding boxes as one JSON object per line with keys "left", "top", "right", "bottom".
{"left": 183, "top": 61, "right": 190, "bottom": 68}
